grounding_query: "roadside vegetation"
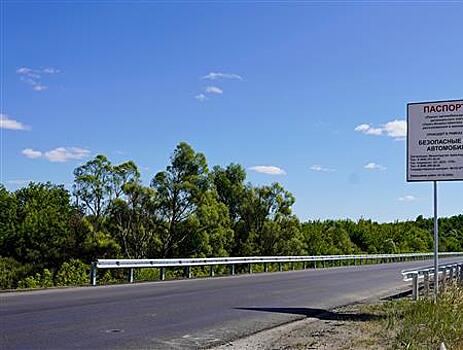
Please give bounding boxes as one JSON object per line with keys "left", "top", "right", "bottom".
{"left": 380, "top": 285, "right": 463, "bottom": 349}
{"left": 1, "top": 142, "right": 463, "bottom": 289}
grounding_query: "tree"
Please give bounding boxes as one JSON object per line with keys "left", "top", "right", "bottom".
{"left": 180, "top": 191, "right": 234, "bottom": 258}
{"left": 73, "top": 155, "right": 141, "bottom": 229}
{"left": 12, "top": 183, "right": 75, "bottom": 269}
{"left": 73, "top": 155, "right": 113, "bottom": 223}
{"left": 150, "top": 142, "right": 209, "bottom": 257}
{"left": 211, "top": 164, "right": 246, "bottom": 223}
{"left": 235, "top": 183, "right": 301, "bottom": 256}
{"left": 0, "top": 185, "right": 18, "bottom": 258}
{"left": 109, "top": 182, "right": 158, "bottom": 258}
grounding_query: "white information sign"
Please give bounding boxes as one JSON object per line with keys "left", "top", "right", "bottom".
{"left": 407, "top": 99, "right": 463, "bottom": 182}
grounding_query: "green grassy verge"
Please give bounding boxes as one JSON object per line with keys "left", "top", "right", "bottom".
{"left": 379, "top": 284, "right": 463, "bottom": 349}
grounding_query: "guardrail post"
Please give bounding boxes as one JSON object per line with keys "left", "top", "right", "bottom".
{"left": 185, "top": 266, "right": 191, "bottom": 278}
{"left": 230, "top": 264, "right": 235, "bottom": 276}
{"left": 313, "top": 261, "right": 317, "bottom": 269}
{"left": 278, "top": 263, "right": 282, "bottom": 272}
{"left": 441, "top": 268, "right": 446, "bottom": 293}
{"left": 209, "top": 265, "right": 214, "bottom": 277}
{"left": 90, "top": 262, "right": 97, "bottom": 286}
{"left": 248, "top": 264, "right": 252, "bottom": 274}
{"left": 264, "top": 263, "right": 268, "bottom": 273}
{"left": 128, "top": 268, "right": 134, "bottom": 283}
{"left": 412, "top": 274, "right": 419, "bottom": 301}
{"left": 160, "top": 267, "right": 165, "bottom": 281}
{"left": 424, "top": 271, "right": 430, "bottom": 297}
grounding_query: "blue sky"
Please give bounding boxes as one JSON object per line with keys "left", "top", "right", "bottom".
{"left": 1, "top": 2, "right": 463, "bottom": 222}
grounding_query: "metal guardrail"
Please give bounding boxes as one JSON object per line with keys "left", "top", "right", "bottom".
{"left": 402, "top": 261, "right": 463, "bottom": 300}
{"left": 90, "top": 252, "right": 463, "bottom": 286}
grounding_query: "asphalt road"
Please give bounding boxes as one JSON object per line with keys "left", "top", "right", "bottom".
{"left": 1, "top": 259, "right": 454, "bottom": 350}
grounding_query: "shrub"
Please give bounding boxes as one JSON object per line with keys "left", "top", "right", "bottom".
{"left": 55, "top": 259, "right": 89, "bottom": 286}
{"left": 17, "top": 269, "right": 53, "bottom": 289}
{"left": 0, "top": 257, "right": 31, "bottom": 289}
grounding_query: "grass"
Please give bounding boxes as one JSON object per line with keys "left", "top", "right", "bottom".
{"left": 378, "top": 284, "right": 463, "bottom": 349}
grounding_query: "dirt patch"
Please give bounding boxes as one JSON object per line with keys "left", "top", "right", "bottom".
{"left": 211, "top": 303, "right": 392, "bottom": 350}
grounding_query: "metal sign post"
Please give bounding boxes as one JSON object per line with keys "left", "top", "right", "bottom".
{"left": 407, "top": 99, "right": 463, "bottom": 300}
{"left": 433, "top": 181, "right": 438, "bottom": 297}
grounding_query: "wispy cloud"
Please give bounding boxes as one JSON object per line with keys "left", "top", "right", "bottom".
{"left": 195, "top": 93, "right": 207, "bottom": 102}
{"left": 355, "top": 119, "right": 406, "bottom": 139}
{"left": 22, "top": 148, "right": 43, "bottom": 159}
{"left": 22, "top": 147, "right": 90, "bottom": 162}
{"left": 249, "top": 165, "right": 286, "bottom": 175}
{"left": 398, "top": 195, "right": 417, "bottom": 202}
{"left": 205, "top": 86, "right": 223, "bottom": 95}
{"left": 16, "top": 66, "right": 60, "bottom": 91}
{"left": 310, "top": 164, "right": 335, "bottom": 172}
{"left": 354, "top": 124, "right": 383, "bottom": 136}
{"left": 364, "top": 162, "right": 386, "bottom": 171}
{"left": 0, "top": 113, "right": 29, "bottom": 130}
{"left": 201, "top": 72, "right": 243, "bottom": 81}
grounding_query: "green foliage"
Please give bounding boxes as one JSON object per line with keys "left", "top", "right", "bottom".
{"left": 2, "top": 142, "right": 463, "bottom": 289}
{"left": 150, "top": 142, "right": 209, "bottom": 258}
{"left": 18, "top": 268, "right": 53, "bottom": 289}
{"left": 6, "top": 183, "right": 75, "bottom": 270}
{"left": 83, "top": 230, "right": 121, "bottom": 260}
{"left": 135, "top": 268, "right": 160, "bottom": 281}
{"left": 0, "top": 257, "right": 31, "bottom": 289}
{"left": 55, "top": 259, "right": 89, "bottom": 286}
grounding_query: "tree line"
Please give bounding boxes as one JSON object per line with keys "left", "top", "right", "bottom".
{"left": 1, "top": 142, "right": 463, "bottom": 288}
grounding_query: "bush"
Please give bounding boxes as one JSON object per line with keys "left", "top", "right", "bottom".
{"left": 0, "top": 257, "right": 31, "bottom": 289}
{"left": 55, "top": 259, "right": 89, "bottom": 286}
{"left": 17, "top": 268, "right": 53, "bottom": 289}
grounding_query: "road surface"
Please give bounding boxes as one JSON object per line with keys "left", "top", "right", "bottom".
{"left": 1, "top": 259, "right": 454, "bottom": 349}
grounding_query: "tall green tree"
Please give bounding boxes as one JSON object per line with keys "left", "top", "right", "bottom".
{"left": 109, "top": 182, "right": 157, "bottom": 258}
{"left": 0, "top": 185, "right": 18, "bottom": 259}
{"left": 150, "top": 142, "right": 209, "bottom": 257}
{"left": 211, "top": 163, "right": 246, "bottom": 223}
{"left": 12, "top": 183, "right": 75, "bottom": 269}
{"left": 73, "top": 155, "right": 140, "bottom": 228}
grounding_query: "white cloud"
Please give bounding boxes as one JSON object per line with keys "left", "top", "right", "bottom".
{"left": 383, "top": 119, "right": 407, "bottom": 138}
{"left": 354, "top": 124, "right": 383, "bottom": 136}
{"left": 0, "top": 114, "right": 28, "bottom": 130}
{"left": 44, "top": 147, "right": 90, "bottom": 162}
{"left": 398, "top": 195, "right": 417, "bottom": 202}
{"left": 195, "top": 93, "right": 207, "bottom": 102}
{"left": 310, "top": 164, "right": 335, "bottom": 172}
{"left": 16, "top": 66, "right": 60, "bottom": 91}
{"left": 43, "top": 67, "right": 60, "bottom": 74}
{"left": 205, "top": 86, "right": 223, "bottom": 95}
{"left": 249, "top": 165, "right": 286, "bottom": 175}
{"left": 201, "top": 72, "right": 243, "bottom": 81}
{"left": 22, "top": 148, "right": 43, "bottom": 159}
{"left": 22, "top": 147, "right": 90, "bottom": 162}
{"left": 355, "top": 119, "right": 407, "bottom": 139}
{"left": 32, "top": 84, "right": 47, "bottom": 92}
{"left": 364, "top": 162, "right": 386, "bottom": 171}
